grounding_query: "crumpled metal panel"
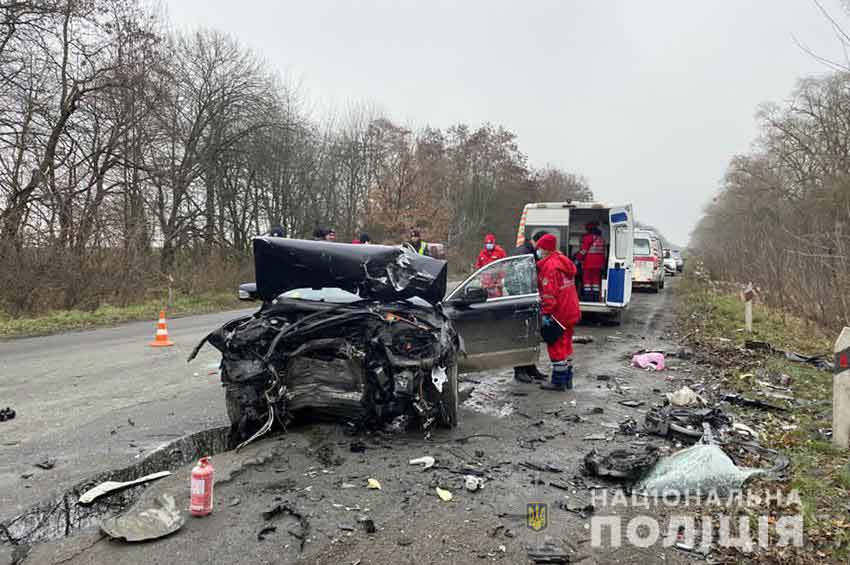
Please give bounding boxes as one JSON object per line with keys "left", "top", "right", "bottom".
{"left": 253, "top": 237, "right": 448, "bottom": 305}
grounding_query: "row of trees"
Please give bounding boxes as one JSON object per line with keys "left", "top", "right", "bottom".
{"left": 0, "top": 0, "right": 591, "bottom": 317}
{"left": 692, "top": 70, "right": 850, "bottom": 330}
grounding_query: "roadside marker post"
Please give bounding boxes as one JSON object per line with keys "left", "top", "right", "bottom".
{"left": 742, "top": 282, "right": 755, "bottom": 333}
{"left": 832, "top": 327, "right": 850, "bottom": 449}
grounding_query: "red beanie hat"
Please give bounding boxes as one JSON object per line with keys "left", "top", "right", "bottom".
{"left": 484, "top": 233, "right": 496, "bottom": 244}
{"left": 537, "top": 234, "right": 557, "bottom": 252}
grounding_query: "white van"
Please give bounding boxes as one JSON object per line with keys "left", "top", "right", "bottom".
{"left": 515, "top": 202, "right": 635, "bottom": 323}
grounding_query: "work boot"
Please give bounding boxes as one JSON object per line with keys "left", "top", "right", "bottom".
{"left": 514, "top": 367, "right": 533, "bottom": 383}
{"left": 540, "top": 362, "right": 567, "bottom": 391}
{"left": 562, "top": 364, "right": 574, "bottom": 390}
{"left": 526, "top": 365, "right": 548, "bottom": 381}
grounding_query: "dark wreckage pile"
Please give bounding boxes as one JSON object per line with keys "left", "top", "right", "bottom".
{"left": 189, "top": 238, "right": 461, "bottom": 446}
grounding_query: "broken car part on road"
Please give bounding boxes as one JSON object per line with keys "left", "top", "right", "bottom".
{"left": 189, "top": 238, "right": 461, "bottom": 445}
{"left": 78, "top": 471, "right": 172, "bottom": 505}
{"left": 583, "top": 445, "right": 660, "bottom": 482}
{"left": 100, "top": 493, "right": 185, "bottom": 542}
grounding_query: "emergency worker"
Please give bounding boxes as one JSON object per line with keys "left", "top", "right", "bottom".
{"left": 475, "top": 233, "right": 507, "bottom": 268}
{"left": 535, "top": 234, "right": 581, "bottom": 391}
{"left": 575, "top": 222, "right": 605, "bottom": 301}
{"left": 405, "top": 229, "right": 429, "bottom": 256}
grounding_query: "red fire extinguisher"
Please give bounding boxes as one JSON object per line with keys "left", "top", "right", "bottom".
{"left": 190, "top": 456, "right": 214, "bottom": 516}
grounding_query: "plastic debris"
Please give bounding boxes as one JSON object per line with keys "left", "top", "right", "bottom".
{"left": 636, "top": 443, "right": 765, "bottom": 496}
{"left": 436, "top": 487, "right": 453, "bottom": 501}
{"left": 79, "top": 471, "right": 172, "bottom": 505}
{"left": 34, "top": 458, "right": 56, "bottom": 470}
{"left": 732, "top": 422, "right": 759, "bottom": 440}
{"left": 631, "top": 352, "right": 665, "bottom": 371}
{"left": 100, "top": 493, "right": 185, "bottom": 542}
{"left": 667, "top": 386, "right": 704, "bottom": 407}
{"left": 358, "top": 516, "right": 377, "bottom": 534}
{"left": 409, "top": 456, "right": 436, "bottom": 470}
{"left": 0, "top": 407, "right": 15, "bottom": 422}
{"left": 572, "top": 335, "right": 594, "bottom": 344}
{"left": 367, "top": 478, "right": 382, "bottom": 490}
{"left": 583, "top": 445, "right": 660, "bottom": 481}
{"left": 464, "top": 475, "right": 485, "bottom": 492}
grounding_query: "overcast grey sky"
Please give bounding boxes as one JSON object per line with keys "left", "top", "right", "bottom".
{"left": 165, "top": 0, "right": 844, "bottom": 245}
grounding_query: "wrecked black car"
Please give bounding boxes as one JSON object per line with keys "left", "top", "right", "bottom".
{"left": 190, "top": 238, "right": 542, "bottom": 444}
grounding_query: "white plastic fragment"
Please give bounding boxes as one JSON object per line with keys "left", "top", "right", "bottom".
{"left": 79, "top": 471, "right": 172, "bottom": 505}
{"left": 409, "top": 456, "right": 436, "bottom": 470}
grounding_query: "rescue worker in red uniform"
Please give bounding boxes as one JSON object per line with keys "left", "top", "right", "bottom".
{"left": 474, "top": 233, "right": 508, "bottom": 298}
{"left": 535, "top": 234, "right": 581, "bottom": 391}
{"left": 475, "top": 234, "right": 507, "bottom": 268}
{"left": 575, "top": 222, "right": 605, "bottom": 302}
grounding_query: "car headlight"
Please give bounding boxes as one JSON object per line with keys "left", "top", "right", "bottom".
{"left": 238, "top": 289, "right": 250, "bottom": 300}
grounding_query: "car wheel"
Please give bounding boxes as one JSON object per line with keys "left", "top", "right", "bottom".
{"left": 660, "top": 278, "right": 665, "bottom": 290}
{"left": 439, "top": 364, "right": 459, "bottom": 428}
{"left": 651, "top": 281, "right": 660, "bottom": 293}
{"left": 607, "top": 309, "right": 623, "bottom": 326}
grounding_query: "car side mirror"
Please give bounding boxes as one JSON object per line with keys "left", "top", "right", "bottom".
{"left": 238, "top": 283, "right": 259, "bottom": 301}
{"left": 453, "top": 286, "right": 488, "bottom": 305}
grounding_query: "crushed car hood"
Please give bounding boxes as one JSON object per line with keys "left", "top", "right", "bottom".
{"left": 253, "top": 238, "right": 448, "bottom": 305}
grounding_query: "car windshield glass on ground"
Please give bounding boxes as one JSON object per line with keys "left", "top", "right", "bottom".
{"left": 634, "top": 238, "right": 652, "bottom": 256}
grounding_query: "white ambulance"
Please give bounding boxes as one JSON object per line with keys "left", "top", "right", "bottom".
{"left": 515, "top": 201, "right": 635, "bottom": 323}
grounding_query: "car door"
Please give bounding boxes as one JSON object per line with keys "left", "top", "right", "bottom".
{"left": 443, "top": 255, "right": 540, "bottom": 372}
{"left": 606, "top": 205, "right": 634, "bottom": 307}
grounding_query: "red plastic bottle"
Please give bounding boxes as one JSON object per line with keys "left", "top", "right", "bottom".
{"left": 190, "top": 456, "right": 214, "bottom": 516}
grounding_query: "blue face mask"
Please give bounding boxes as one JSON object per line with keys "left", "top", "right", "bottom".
{"left": 535, "top": 249, "right": 543, "bottom": 259}
{"left": 485, "top": 243, "right": 495, "bottom": 251}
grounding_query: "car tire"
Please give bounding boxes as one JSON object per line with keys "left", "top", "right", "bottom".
{"left": 660, "top": 278, "right": 665, "bottom": 290}
{"left": 607, "top": 309, "right": 623, "bottom": 326}
{"left": 440, "top": 364, "right": 460, "bottom": 428}
{"left": 651, "top": 281, "right": 660, "bottom": 293}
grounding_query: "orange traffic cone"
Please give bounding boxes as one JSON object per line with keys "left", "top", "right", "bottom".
{"left": 149, "top": 310, "right": 174, "bottom": 347}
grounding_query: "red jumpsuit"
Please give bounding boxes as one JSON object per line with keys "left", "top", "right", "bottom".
{"left": 537, "top": 252, "right": 581, "bottom": 362}
{"left": 475, "top": 242, "right": 507, "bottom": 268}
{"left": 576, "top": 231, "right": 605, "bottom": 301}
{"left": 476, "top": 236, "right": 508, "bottom": 298}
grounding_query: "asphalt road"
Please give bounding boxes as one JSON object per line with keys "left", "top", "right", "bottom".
{"left": 3, "top": 277, "right": 691, "bottom": 564}
{"left": 0, "top": 308, "right": 255, "bottom": 519}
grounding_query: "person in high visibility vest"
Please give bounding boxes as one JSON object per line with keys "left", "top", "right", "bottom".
{"left": 405, "top": 229, "right": 429, "bottom": 256}
{"left": 575, "top": 222, "right": 605, "bottom": 302}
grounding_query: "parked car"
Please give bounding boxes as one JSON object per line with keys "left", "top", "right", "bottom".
{"left": 663, "top": 249, "right": 677, "bottom": 276}
{"left": 670, "top": 249, "right": 684, "bottom": 272}
{"left": 192, "top": 238, "right": 542, "bottom": 444}
{"left": 516, "top": 201, "right": 634, "bottom": 323}
{"left": 632, "top": 230, "right": 664, "bottom": 292}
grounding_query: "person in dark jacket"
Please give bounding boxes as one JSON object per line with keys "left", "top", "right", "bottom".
{"left": 511, "top": 231, "right": 548, "bottom": 383}
{"left": 511, "top": 231, "right": 545, "bottom": 257}
{"left": 405, "top": 229, "right": 429, "bottom": 256}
